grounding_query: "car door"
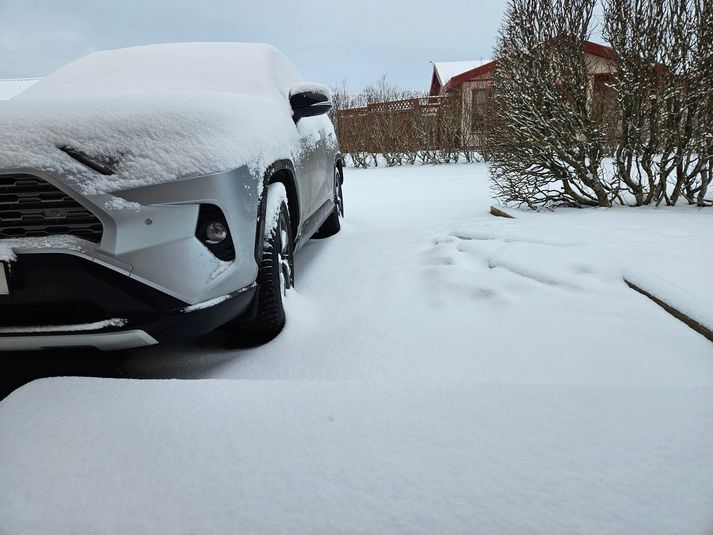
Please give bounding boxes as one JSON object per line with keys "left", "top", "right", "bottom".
{"left": 294, "top": 117, "right": 333, "bottom": 223}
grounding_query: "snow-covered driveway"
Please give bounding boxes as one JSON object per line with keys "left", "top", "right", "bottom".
{"left": 2, "top": 163, "right": 713, "bottom": 534}
{"left": 147, "top": 163, "right": 713, "bottom": 384}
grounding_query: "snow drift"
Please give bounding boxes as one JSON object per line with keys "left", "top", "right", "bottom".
{"left": 2, "top": 378, "right": 712, "bottom": 534}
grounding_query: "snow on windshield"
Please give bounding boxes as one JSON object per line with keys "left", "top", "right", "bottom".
{"left": 18, "top": 42, "right": 302, "bottom": 100}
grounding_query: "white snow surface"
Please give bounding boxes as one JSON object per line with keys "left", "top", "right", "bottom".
{"left": 2, "top": 378, "right": 712, "bottom": 535}
{"left": 104, "top": 197, "right": 141, "bottom": 212}
{"left": 0, "top": 78, "right": 40, "bottom": 100}
{"left": 289, "top": 82, "right": 332, "bottom": 99}
{"left": 182, "top": 294, "right": 232, "bottom": 313}
{"left": 624, "top": 269, "right": 713, "bottom": 336}
{"left": 0, "top": 236, "right": 88, "bottom": 262}
{"left": 264, "top": 182, "right": 288, "bottom": 239}
{"left": 2, "top": 163, "right": 713, "bottom": 533}
{"left": 175, "top": 163, "right": 712, "bottom": 387}
{"left": 0, "top": 43, "right": 335, "bottom": 195}
{"left": 18, "top": 43, "right": 300, "bottom": 100}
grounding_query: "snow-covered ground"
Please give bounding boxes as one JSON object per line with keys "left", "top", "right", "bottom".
{"left": 2, "top": 163, "right": 713, "bottom": 533}
{"left": 147, "top": 163, "right": 713, "bottom": 385}
{"left": 3, "top": 378, "right": 712, "bottom": 534}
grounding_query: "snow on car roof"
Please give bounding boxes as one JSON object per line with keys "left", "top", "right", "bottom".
{"left": 0, "top": 78, "right": 40, "bottom": 100}
{"left": 19, "top": 42, "right": 303, "bottom": 100}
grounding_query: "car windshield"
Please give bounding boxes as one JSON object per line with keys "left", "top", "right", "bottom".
{"left": 18, "top": 42, "right": 302, "bottom": 100}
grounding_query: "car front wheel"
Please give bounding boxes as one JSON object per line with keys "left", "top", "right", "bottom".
{"left": 232, "top": 182, "right": 293, "bottom": 346}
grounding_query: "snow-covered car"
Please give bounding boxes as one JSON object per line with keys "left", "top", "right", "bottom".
{"left": 0, "top": 43, "right": 344, "bottom": 350}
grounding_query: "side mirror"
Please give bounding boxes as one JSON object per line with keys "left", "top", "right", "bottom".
{"left": 290, "top": 83, "right": 332, "bottom": 122}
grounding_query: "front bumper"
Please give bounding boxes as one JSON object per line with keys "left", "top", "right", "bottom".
{"left": 0, "top": 166, "right": 263, "bottom": 304}
{"left": 0, "top": 165, "right": 265, "bottom": 349}
{"left": 0, "top": 253, "right": 258, "bottom": 350}
{"left": 0, "top": 330, "right": 159, "bottom": 351}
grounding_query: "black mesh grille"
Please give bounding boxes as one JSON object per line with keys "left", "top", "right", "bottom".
{"left": 0, "top": 301, "right": 108, "bottom": 326}
{"left": 0, "top": 174, "right": 103, "bottom": 242}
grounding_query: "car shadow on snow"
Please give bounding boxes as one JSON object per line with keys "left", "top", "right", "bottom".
{"left": 0, "top": 233, "right": 341, "bottom": 401}
{"left": 0, "top": 331, "right": 239, "bottom": 401}
{"left": 293, "top": 233, "right": 338, "bottom": 277}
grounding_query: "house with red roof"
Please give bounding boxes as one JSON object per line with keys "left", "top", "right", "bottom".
{"left": 430, "top": 41, "right": 616, "bottom": 96}
{"left": 429, "top": 41, "right": 617, "bottom": 145}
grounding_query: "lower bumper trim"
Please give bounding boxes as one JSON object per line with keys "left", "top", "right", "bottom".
{"left": 0, "top": 330, "right": 158, "bottom": 351}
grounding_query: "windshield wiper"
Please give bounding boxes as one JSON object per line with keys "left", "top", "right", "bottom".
{"left": 58, "top": 146, "right": 116, "bottom": 176}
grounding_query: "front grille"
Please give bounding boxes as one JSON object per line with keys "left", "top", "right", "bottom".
{"left": 0, "top": 301, "right": 108, "bottom": 326}
{"left": 0, "top": 173, "right": 103, "bottom": 242}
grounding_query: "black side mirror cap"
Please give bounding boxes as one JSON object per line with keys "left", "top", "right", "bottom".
{"left": 290, "top": 84, "right": 332, "bottom": 122}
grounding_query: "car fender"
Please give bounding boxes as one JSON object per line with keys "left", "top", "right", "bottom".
{"left": 254, "top": 160, "right": 298, "bottom": 263}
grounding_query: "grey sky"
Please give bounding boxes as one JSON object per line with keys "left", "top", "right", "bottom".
{"left": 0, "top": 0, "right": 507, "bottom": 92}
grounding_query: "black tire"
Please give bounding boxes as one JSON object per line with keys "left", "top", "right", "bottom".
{"left": 313, "top": 166, "right": 344, "bottom": 239}
{"left": 231, "top": 189, "right": 293, "bottom": 347}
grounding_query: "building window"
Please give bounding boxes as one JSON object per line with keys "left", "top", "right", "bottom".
{"left": 471, "top": 89, "right": 488, "bottom": 130}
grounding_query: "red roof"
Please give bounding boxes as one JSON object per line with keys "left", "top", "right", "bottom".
{"left": 446, "top": 61, "right": 497, "bottom": 91}
{"left": 443, "top": 41, "right": 615, "bottom": 92}
{"left": 583, "top": 41, "right": 616, "bottom": 61}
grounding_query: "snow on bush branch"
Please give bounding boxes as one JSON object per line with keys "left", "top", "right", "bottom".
{"left": 602, "top": 0, "right": 712, "bottom": 207}
{"left": 487, "top": 0, "right": 615, "bottom": 208}
{"left": 488, "top": 0, "right": 712, "bottom": 209}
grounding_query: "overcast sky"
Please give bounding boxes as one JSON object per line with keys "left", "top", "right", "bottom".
{"left": 0, "top": 0, "right": 507, "bottom": 92}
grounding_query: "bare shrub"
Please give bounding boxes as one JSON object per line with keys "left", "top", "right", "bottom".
{"left": 603, "top": 0, "right": 712, "bottom": 206}
{"left": 487, "top": 0, "right": 614, "bottom": 208}
{"left": 602, "top": 0, "right": 666, "bottom": 205}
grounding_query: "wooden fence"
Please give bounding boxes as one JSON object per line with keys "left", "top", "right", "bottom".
{"left": 332, "top": 95, "right": 477, "bottom": 167}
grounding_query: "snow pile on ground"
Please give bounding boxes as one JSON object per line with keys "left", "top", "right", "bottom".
{"left": 2, "top": 378, "right": 712, "bottom": 535}
{"left": 0, "top": 43, "right": 335, "bottom": 195}
{"left": 440, "top": 207, "right": 713, "bottom": 335}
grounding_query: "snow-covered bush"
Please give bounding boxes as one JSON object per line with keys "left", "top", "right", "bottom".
{"left": 603, "top": 0, "right": 713, "bottom": 207}
{"left": 487, "top": 0, "right": 614, "bottom": 209}
{"left": 487, "top": 0, "right": 711, "bottom": 209}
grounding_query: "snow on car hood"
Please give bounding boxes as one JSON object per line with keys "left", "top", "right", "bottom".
{"left": 0, "top": 91, "right": 332, "bottom": 195}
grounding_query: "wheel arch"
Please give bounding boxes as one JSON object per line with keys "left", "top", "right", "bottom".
{"left": 255, "top": 160, "right": 300, "bottom": 262}
{"left": 335, "top": 153, "right": 345, "bottom": 184}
